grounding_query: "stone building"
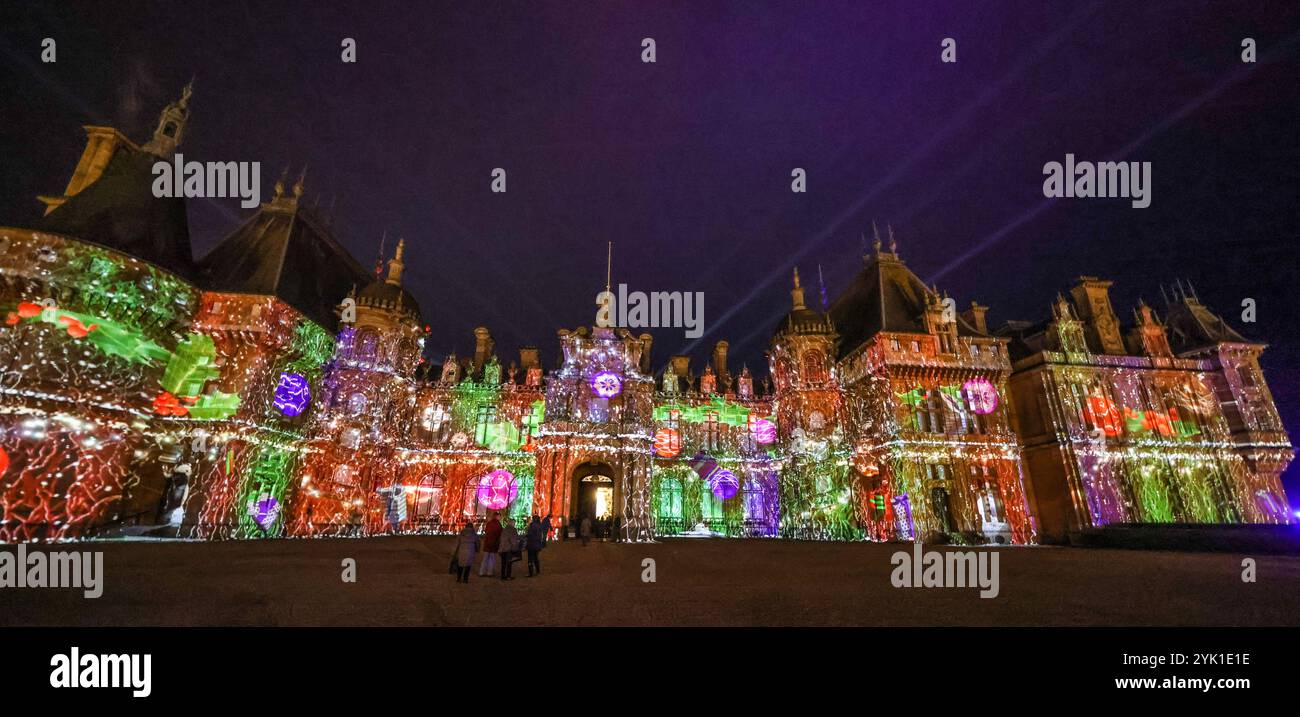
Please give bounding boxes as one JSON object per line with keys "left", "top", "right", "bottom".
{"left": 0, "top": 88, "right": 1291, "bottom": 544}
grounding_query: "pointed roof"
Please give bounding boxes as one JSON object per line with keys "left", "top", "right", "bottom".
{"left": 829, "top": 241, "right": 984, "bottom": 358}
{"left": 37, "top": 148, "right": 195, "bottom": 277}
{"left": 195, "top": 188, "right": 371, "bottom": 328}
{"left": 1163, "top": 291, "right": 1253, "bottom": 353}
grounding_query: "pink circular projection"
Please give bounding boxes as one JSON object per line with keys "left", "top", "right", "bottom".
{"left": 750, "top": 418, "right": 777, "bottom": 445}
{"left": 590, "top": 371, "right": 623, "bottom": 398}
{"left": 476, "top": 469, "right": 518, "bottom": 510}
{"left": 963, "top": 377, "right": 1000, "bottom": 415}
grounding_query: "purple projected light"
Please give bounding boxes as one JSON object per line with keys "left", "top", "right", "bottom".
{"left": 273, "top": 371, "right": 311, "bottom": 416}
{"left": 590, "top": 371, "right": 623, "bottom": 398}
{"left": 751, "top": 418, "right": 777, "bottom": 445}
{"left": 963, "top": 377, "right": 999, "bottom": 415}
{"left": 476, "top": 469, "right": 518, "bottom": 510}
{"left": 247, "top": 494, "right": 280, "bottom": 530}
{"left": 710, "top": 469, "right": 739, "bottom": 500}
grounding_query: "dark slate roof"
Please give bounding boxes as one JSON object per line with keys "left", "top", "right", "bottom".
{"left": 995, "top": 319, "right": 1052, "bottom": 361}
{"left": 773, "top": 306, "right": 836, "bottom": 341}
{"left": 1164, "top": 296, "right": 1253, "bottom": 353}
{"left": 357, "top": 278, "right": 422, "bottom": 324}
{"left": 37, "top": 149, "right": 195, "bottom": 278}
{"left": 828, "top": 250, "right": 985, "bottom": 358}
{"left": 195, "top": 201, "right": 372, "bottom": 328}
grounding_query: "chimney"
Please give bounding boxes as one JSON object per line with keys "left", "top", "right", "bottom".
{"left": 1069, "top": 277, "right": 1125, "bottom": 354}
{"left": 518, "top": 346, "right": 539, "bottom": 369}
{"left": 712, "top": 340, "right": 730, "bottom": 382}
{"left": 473, "top": 326, "right": 494, "bottom": 369}
{"left": 670, "top": 355, "right": 691, "bottom": 381}
{"left": 960, "top": 301, "right": 989, "bottom": 334}
{"left": 639, "top": 333, "right": 654, "bottom": 373}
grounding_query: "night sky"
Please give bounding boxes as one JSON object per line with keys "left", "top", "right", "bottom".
{"left": 2, "top": 1, "right": 1298, "bottom": 497}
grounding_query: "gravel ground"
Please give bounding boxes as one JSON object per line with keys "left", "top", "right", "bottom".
{"left": 2, "top": 537, "right": 1297, "bottom": 626}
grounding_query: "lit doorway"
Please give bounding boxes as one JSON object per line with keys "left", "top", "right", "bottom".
{"left": 571, "top": 461, "right": 617, "bottom": 525}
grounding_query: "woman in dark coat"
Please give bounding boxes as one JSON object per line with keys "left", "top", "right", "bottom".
{"left": 452, "top": 522, "right": 478, "bottom": 583}
{"left": 524, "top": 515, "right": 546, "bottom": 577}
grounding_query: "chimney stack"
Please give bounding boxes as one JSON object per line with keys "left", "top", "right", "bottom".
{"left": 960, "top": 301, "right": 989, "bottom": 334}
{"left": 712, "top": 340, "right": 730, "bottom": 382}
{"left": 639, "top": 333, "right": 654, "bottom": 373}
{"left": 670, "top": 355, "right": 691, "bottom": 382}
{"left": 473, "top": 326, "right": 494, "bottom": 369}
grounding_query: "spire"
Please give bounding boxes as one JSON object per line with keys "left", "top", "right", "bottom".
{"left": 293, "top": 165, "right": 307, "bottom": 198}
{"left": 375, "top": 231, "right": 387, "bottom": 277}
{"left": 791, "top": 267, "right": 806, "bottom": 311}
{"left": 141, "top": 80, "right": 194, "bottom": 157}
{"left": 385, "top": 238, "right": 406, "bottom": 286}
{"left": 887, "top": 223, "right": 897, "bottom": 255}
{"left": 872, "top": 221, "right": 882, "bottom": 254}
{"left": 605, "top": 241, "right": 613, "bottom": 293}
{"left": 273, "top": 166, "right": 288, "bottom": 199}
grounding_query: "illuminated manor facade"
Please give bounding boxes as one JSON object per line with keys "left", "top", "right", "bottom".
{"left": 1, "top": 89, "right": 1293, "bottom": 544}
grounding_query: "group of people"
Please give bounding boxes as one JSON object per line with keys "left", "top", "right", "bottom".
{"left": 578, "top": 514, "right": 623, "bottom": 546}
{"left": 451, "top": 513, "right": 551, "bottom": 583}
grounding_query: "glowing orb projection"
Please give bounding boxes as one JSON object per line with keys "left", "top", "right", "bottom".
{"left": 476, "top": 469, "right": 518, "bottom": 510}
{"left": 590, "top": 371, "right": 623, "bottom": 399}
{"left": 246, "top": 493, "right": 281, "bottom": 530}
{"left": 962, "top": 377, "right": 1000, "bottom": 415}
{"left": 654, "top": 428, "right": 681, "bottom": 458}
{"left": 710, "top": 469, "right": 740, "bottom": 500}
{"left": 273, "top": 372, "right": 311, "bottom": 416}
{"left": 750, "top": 418, "right": 777, "bottom": 445}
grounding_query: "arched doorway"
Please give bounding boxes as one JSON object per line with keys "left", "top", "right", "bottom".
{"left": 571, "top": 461, "right": 617, "bottom": 526}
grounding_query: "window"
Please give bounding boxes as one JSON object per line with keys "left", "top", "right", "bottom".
{"left": 421, "top": 404, "right": 449, "bottom": 432}
{"left": 743, "top": 480, "right": 768, "bottom": 522}
{"left": 413, "top": 475, "right": 445, "bottom": 521}
{"left": 701, "top": 486, "right": 725, "bottom": 521}
{"left": 520, "top": 406, "right": 541, "bottom": 447}
{"left": 474, "top": 404, "right": 496, "bottom": 445}
{"left": 509, "top": 473, "right": 535, "bottom": 524}
{"left": 800, "top": 350, "right": 827, "bottom": 383}
{"left": 657, "top": 478, "right": 684, "bottom": 519}
{"left": 913, "top": 391, "right": 929, "bottom": 432}
{"left": 704, "top": 411, "right": 721, "bottom": 450}
{"left": 972, "top": 466, "right": 1004, "bottom": 524}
